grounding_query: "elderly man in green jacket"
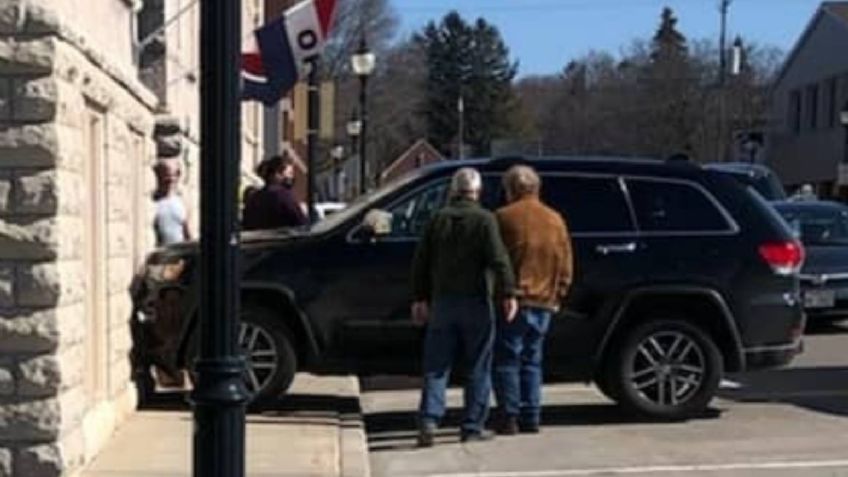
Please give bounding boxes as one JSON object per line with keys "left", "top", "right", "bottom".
{"left": 411, "top": 167, "right": 518, "bottom": 447}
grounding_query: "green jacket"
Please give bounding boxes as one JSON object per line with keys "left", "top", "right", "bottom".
{"left": 412, "top": 198, "right": 515, "bottom": 301}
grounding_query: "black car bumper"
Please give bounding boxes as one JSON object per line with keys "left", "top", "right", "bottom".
{"left": 743, "top": 339, "right": 802, "bottom": 370}
{"left": 800, "top": 280, "right": 848, "bottom": 321}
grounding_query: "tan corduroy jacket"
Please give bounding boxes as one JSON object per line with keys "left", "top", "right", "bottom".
{"left": 496, "top": 196, "right": 574, "bottom": 311}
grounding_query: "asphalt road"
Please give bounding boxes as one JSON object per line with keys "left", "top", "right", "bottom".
{"left": 361, "top": 321, "right": 848, "bottom": 477}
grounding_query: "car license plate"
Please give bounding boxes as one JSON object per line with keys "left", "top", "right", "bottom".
{"left": 804, "top": 290, "right": 835, "bottom": 309}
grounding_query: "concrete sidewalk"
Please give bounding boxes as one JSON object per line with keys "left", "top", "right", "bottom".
{"left": 80, "top": 374, "right": 370, "bottom": 477}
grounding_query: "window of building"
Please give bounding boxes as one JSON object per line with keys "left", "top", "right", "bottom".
{"left": 626, "top": 179, "right": 733, "bottom": 233}
{"left": 806, "top": 84, "right": 819, "bottom": 130}
{"left": 541, "top": 176, "right": 635, "bottom": 233}
{"left": 826, "top": 77, "right": 838, "bottom": 129}
{"left": 789, "top": 90, "right": 801, "bottom": 134}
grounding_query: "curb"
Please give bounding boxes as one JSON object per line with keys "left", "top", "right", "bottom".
{"left": 338, "top": 376, "right": 371, "bottom": 477}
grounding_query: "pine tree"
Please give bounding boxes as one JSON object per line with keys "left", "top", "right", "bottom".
{"left": 415, "top": 12, "right": 518, "bottom": 156}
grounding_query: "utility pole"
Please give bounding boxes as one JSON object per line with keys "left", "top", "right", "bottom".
{"left": 717, "top": 0, "right": 731, "bottom": 162}
{"left": 192, "top": 0, "right": 247, "bottom": 476}
{"left": 307, "top": 61, "right": 319, "bottom": 224}
{"left": 458, "top": 95, "right": 465, "bottom": 160}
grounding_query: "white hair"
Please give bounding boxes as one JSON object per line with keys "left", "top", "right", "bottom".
{"left": 450, "top": 167, "right": 482, "bottom": 199}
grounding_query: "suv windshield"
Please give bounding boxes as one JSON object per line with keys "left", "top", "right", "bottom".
{"left": 776, "top": 205, "right": 848, "bottom": 246}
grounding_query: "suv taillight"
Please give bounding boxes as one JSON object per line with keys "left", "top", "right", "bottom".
{"left": 758, "top": 241, "right": 804, "bottom": 276}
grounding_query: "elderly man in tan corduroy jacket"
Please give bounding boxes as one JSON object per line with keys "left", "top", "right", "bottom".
{"left": 493, "top": 164, "right": 574, "bottom": 435}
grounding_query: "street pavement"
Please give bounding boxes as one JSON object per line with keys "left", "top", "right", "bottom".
{"left": 81, "top": 374, "right": 369, "bottom": 477}
{"left": 362, "top": 321, "right": 848, "bottom": 477}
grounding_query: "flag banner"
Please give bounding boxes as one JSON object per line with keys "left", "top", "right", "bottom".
{"left": 241, "top": 0, "right": 336, "bottom": 105}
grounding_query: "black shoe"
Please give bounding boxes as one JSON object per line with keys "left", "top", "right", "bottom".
{"left": 495, "top": 416, "right": 519, "bottom": 435}
{"left": 519, "top": 423, "right": 540, "bottom": 434}
{"left": 460, "top": 429, "right": 495, "bottom": 443}
{"left": 417, "top": 430, "right": 434, "bottom": 448}
{"left": 417, "top": 422, "right": 436, "bottom": 448}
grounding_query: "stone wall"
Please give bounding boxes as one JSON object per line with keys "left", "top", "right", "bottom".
{"left": 0, "top": 1, "right": 156, "bottom": 475}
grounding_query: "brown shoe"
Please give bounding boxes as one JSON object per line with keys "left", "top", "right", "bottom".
{"left": 495, "top": 415, "right": 519, "bottom": 435}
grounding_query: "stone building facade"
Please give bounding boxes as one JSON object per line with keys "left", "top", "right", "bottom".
{"left": 138, "top": 0, "right": 266, "bottom": 217}
{"left": 0, "top": 0, "right": 158, "bottom": 475}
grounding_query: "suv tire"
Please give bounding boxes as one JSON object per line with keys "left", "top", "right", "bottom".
{"left": 240, "top": 305, "right": 298, "bottom": 404}
{"left": 609, "top": 319, "right": 722, "bottom": 420}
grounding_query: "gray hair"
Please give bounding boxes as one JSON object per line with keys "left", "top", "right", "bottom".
{"left": 503, "top": 165, "right": 541, "bottom": 199}
{"left": 450, "top": 167, "right": 483, "bottom": 199}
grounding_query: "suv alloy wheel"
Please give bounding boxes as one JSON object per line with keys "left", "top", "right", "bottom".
{"left": 610, "top": 319, "right": 723, "bottom": 419}
{"left": 238, "top": 305, "right": 298, "bottom": 404}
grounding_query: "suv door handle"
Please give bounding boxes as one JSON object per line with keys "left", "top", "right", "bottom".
{"left": 595, "top": 242, "right": 637, "bottom": 255}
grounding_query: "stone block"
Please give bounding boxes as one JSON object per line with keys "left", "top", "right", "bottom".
{"left": 0, "top": 359, "right": 13, "bottom": 396}
{"left": 0, "top": 123, "right": 58, "bottom": 167}
{"left": 0, "top": 0, "right": 59, "bottom": 35}
{"left": 0, "top": 447, "right": 9, "bottom": 477}
{"left": 17, "top": 355, "right": 60, "bottom": 398}
{"left": 12, "top": 76, "right": 57, "bottom": 122}
{"left": 0, "top": 308, "right": 59, "bottom": 353}
{"left": 0, "top": 396, "right": 60, "bottom": 441}
{"left": 0, "top": 264, "right": 12, "bottom": 308}
{"left": 16, "top": 260, "right": 85, "bottom": 308}
{"left": 0, "top": 218, "right": 58, "bottom": 261}
{"left": 14, "top": 443, "right": 60, "bottom": 477}
{"left": 0, "top": 37, "right": 55, "bottom": 75}
{"left": 13, "top": 170, "right": 57, "bottom": 215}
{"left": 55, "top": 302, "right": 85, "bottom": 350}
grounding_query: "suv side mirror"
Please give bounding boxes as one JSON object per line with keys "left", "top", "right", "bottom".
{"left": 360, "top": 209, "right": 393, "bottom": 238}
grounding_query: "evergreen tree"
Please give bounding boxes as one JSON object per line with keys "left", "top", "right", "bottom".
{"left": 415, "top": 12, "right": 518, "bottom": 156}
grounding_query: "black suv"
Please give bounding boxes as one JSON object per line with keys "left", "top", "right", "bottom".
{"left": 132, "top": 157, "right": 805, "bottom": 419}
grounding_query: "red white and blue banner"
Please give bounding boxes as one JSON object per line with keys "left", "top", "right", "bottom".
{"left": 242, "top": 0, "right": 336, "bottom": 105}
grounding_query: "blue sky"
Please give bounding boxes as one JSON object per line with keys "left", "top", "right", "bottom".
{"left": 396, "top": 0, "right": 824, "bottom": 77}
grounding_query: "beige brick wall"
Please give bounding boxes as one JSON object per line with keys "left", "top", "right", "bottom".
{"left": 0, "top": 0, "right": 156, "bottom": 475}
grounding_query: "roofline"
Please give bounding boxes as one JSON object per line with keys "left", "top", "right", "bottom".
{"left": 380, "top": 139, "right": 444, "bottom": 180}
{"left": 772, "top": 2, "right": 848, "bottom": 89}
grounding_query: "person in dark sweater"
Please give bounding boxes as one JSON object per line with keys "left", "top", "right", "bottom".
{"left": 411, "top": 167, "right": 518, "bottom": 447}
{"left": 242, "top": 154, "right": 307, "bottom": 230}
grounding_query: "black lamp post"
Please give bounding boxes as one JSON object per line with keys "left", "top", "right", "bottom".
{"left": 192, "top": 1, "right": 247, "bottom": 477}
{"left": 351, "top": 36, "right": 376, "bottom": 194}
{"left": 347, "top": 111, "right": 363, "bottom": 195}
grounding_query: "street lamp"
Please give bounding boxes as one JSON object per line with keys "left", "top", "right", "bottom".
{"left": 331, "top": 145, "right": 344, "bottom": 200}
{"left": 347, "top": 111, "right": 363, "bottom": 194}
{"left": 351, "top": 36, "right": 376, "bottom": 194}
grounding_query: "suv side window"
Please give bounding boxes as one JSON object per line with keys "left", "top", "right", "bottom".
{"left": 627, "top": 179, "right": 732, "bottom": 233}
{"left": 386, "top": 181, "right": 449, "bottom": 238}
{"left": 541, "top": 175, "right": 635, "bottom": 233}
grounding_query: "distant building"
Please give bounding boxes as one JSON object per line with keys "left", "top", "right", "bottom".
{"left": 767, "top": 1, "right": 848, "bottom": 197}
{"left": 380, "top": 140, "right": 446, "bottom": 184}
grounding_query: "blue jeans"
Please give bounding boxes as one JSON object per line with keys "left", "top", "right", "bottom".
{"left": 493, "top": 307, "right": 552, "bottom": 427}
{"left": 418, "top": 296, "right": 495, "bottom": 434}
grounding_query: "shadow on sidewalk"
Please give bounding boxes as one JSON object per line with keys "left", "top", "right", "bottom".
{"left": 139, "top": 390, "right": 363, "bottom": 421}
{"left": 364, "top": 403, "right": 721, "bottom": 452}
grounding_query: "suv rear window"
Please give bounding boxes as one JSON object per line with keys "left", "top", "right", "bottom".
{"left": 542, "top": 175, "right": 635, "bottom": 233}
{"left": 627, "top": 179, "right": 732, "bottom": 233}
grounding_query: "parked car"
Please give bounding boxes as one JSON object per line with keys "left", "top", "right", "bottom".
{"left": 704, "top": 162, "right": 787, "bottom": 201}
{"left": 773, "top": 200, "right": 848, "bottom": 323}
{"left": 131, "top": 156, "right": 805, "bottom": 419}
